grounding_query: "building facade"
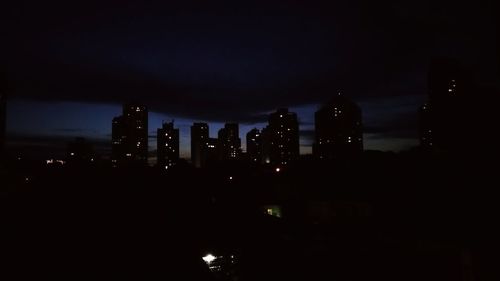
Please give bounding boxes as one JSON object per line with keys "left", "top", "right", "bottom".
{"left": 111, "top": 103, "right": 148, "bottom": 166}
{"left": 246, "top": 128, "right": 262, "bottom": 163}
{"left": 262, "top": 108, "right": 299, "bottom": 166}
{"left": 217, "top": 123, "right": 241, "bottom": 161}
{"left": 313, "top": 94, "right": 363, "bottom": 160}
{"left": 157, "top": 122, "right": 179, "bottom": 170}
{"left": 191, "top": 123, "right": 209, "bottom": 168}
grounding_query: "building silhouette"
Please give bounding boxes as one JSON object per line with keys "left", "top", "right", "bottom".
{"left": 419, "top": 58, "right": 468, "bottom": 151}
{"left": 111, "top": 103, "right": 148, "bottom": 166}
{"left": 246, "top": 128, "right": 262, "bottom": 163}
{"left": 157, "top": 121, "right": 179, "bottom": 170}
{"left": 217, "top": 123, "right": 241, "bottom": 161}
{"left": 191, "top": 123, "right": 209, "bottom": 168}
{"left": 313, "top": 94, "right": 363, "bottom": 160}
{"left": 206, "top": 137, "right": 218, "bottom": 165}
{"left": 67, "top": 137, "right": 95, "bottom": 165}
{"left": 261, "top": 108, "right": 299, "bottom": 166}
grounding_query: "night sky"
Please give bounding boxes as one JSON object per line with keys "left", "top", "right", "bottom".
{"left": 2, "top": 1, "right": 498, "bottom": 159}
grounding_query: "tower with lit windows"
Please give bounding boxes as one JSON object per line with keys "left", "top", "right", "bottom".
{"left": 217, "top": 123, "right": 241, "bottom": 161}
{"left": 157, "top": 121, "right": 179, "bottom": 170}
{"left": 262, "top": 108, "right": 299, "bottom": 166}
{"left": 111, "top": 103, "right": 148, "bottom": 166}
{"left": 419, "top": 58, "right": 466, "bottom": 150}
{"left": 246, "top": 128, "right": 262, "bottom": 163}
{"left": 313, "top": 93, "right": 363, "bottom": 160}
{"left": 191, "top": 123, "right": 209, "bottom": 168}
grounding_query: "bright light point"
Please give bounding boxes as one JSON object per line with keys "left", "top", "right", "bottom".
{"left": 275, "top": 167, "right": 280, "bottom": 172}
{"left": 70, "top": 152, "right": 75, "bottom": 156}
{"left": 229, "top": 176, "right": 233, "bottom": 180}
{"left": 202, "top": 254, "right": 216, "bottom": 264}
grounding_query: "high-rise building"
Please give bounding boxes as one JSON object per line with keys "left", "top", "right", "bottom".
{"left": 191, "top": 123, "right": 209, "bottom": 168}
{"left": 419, "top": 103, "right": 433, "bottom": 148}
{"left": 262, "top": 108, "right": 299, "bottom": 166}
{"left": 67, "top": 137, "right": 94, "bottom": 165}
{"left": 206, "top": 138, "right": 218, "bottom": 165}
{"left": 111, "top": 103, "right": 148, "bottom": 166}
{"left": 246, "top": 128, "right": 262, "bottom": 163}
{"left": 420, "top": 58, "right": 467, "bottom": 150}
{"left": 157, "top": 122, "right": 179, "bottom": 170}
{"left": 313, "top": 94, "right": 363, "bottom": 160}
{"left": 261, "top": 126, "right": 272, "bottom": 164}
{"left": 111, "top": 116, "right": 124, "bottom": 167}
{"left": 217, "top": 123, "right": 241, "bottom": 160}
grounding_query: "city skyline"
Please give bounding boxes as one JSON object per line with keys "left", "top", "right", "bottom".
{"left": 3, "top": 1, "right": 497, "bottom": 160}
{"left": 2, "top": 1, "right": 498, "bottom": 279}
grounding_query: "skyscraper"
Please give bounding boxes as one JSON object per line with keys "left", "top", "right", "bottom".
{"left": 157, "top": 121, "right": 179, "bottom": 170}
{"left": 111, "top": 103, "right": 148, "bottom": 166}
{"left": 420, "top": 58, "right": 467, "bottom": 150}
{"left": 262, "top": 108, "right": 299, "bottom": 166}
{"left": 111, "top": 116, "right": 124, "bottom": 167}
{"left": 67, "top": 137, "right": 94, "bottom": 165}
{"left": 246, "top": 128, "right": 262, "bottom": 163}
{"left": 419, "top": 103, "right": 433, "bottom": 148}
{"left": 313, "top": 94, "right": 363, "bottom": 160}
{"left": 206, "top": 137, "right": 218, "bottom": 165}
{"left": 217, "top": 123, "right": 241, "bottom": 160}
{"left": 191, "top": 123, "right": 209, "bottom": 168}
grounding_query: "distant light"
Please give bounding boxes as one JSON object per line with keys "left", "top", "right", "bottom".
{"left": 229, "top": 176, "right": 233, "bottom": 180}
{"left": 90, "top": 158, "right": 94, "bottom": 162}
{"left": 279, "top": 115, "right": 283, "bottom": 118}
{"left": 70, "top": 152, "right": 75, "bottom": 156}
{"left": 165, "top": 166, "right": 169, "bottom": 170}
{"left": 202, "top": 254, "right": 216, "bottom": 264}
{"left": 275, "top": 167, "right": 280, "bottom": 173}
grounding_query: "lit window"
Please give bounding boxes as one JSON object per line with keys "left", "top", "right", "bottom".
{"left": 202, "top": 254, "right": 216, "bottom": 265}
